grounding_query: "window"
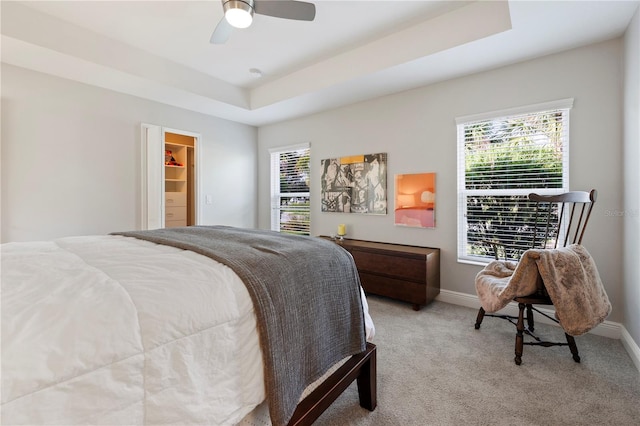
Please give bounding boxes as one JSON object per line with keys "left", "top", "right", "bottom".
{"left": 456, "top": 99, "right": 572, "bottom": 263}
{"left": 270, "top": 144, "right": 310, "bottom": 235}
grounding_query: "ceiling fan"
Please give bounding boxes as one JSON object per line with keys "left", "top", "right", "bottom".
{"left": 210, "top": 0, "right": 316, "bottom": 44}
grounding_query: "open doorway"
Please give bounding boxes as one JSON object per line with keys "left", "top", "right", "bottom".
{"left": 164, "top": 131, "right": 196, "bottom": 227}
{"left": 141, "top": 124, "right": 201, "bottom": 230}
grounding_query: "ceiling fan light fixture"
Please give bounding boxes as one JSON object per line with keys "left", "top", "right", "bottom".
{"left": 224, "top": 0, "right": 254, "bottom": 29}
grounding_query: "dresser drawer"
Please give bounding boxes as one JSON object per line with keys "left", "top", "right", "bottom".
{"left": 165, "top": 192, "right": 187, "bottom": 207}
{"left": 359, "top": 272, "right": 426, "bottom": 305}
{"left": 165, "top": 219, "right": 187, "bottom": 228}
{"left": 350, "top": 249, "right": 426, "bottom": 283}
{"left": 165, "top": 206, "right": 186, "bottom": 221}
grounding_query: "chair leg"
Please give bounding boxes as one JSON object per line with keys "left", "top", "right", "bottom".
{"left": 525, "top": 304, "right": 535, "bottom": 332}
{"left": 565, "top": 333, "right": 581, "bottom": 363}
{"left": 514, "top": 303, "right": 525, "bottom": 365}
{"left": 474, "top": 307, "right": 486, "bottom": 329}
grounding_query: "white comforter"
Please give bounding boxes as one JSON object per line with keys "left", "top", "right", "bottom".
{"left": 1, "top": 235, "right": 374, "bottom": 425}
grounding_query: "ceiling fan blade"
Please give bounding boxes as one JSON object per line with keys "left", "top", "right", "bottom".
{"left": 254, "top": 0, "right": 316, "bottom": 21}
{"left": 210, "top": 16, "right": 233, "bottom": 44}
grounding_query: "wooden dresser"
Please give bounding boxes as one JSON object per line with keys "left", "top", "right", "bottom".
{"left": 324, "top": 237, "right": 440, "bottom": 310}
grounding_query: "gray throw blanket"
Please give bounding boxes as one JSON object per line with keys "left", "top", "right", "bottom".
{"left": 113, "top": 226, "right": 366, "bottom": 426}
{"left": 475, "top": 244, "right": 611, "bottom": 336}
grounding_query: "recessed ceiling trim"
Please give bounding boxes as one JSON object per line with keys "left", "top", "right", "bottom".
{"left": 2, "top": 0, "right": 637, "bottom": 127}
{"left": 250, "top": 0, "right": 512, "bottom": 109}
{"left": 2, "top": 1, "right": 249, "bottom": 109}
{"left": 1, "top": 35, "right": 257, "bottom": 124}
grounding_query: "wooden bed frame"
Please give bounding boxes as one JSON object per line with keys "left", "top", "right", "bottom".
{"left": 288, "top": 343, "right": 377, "bottom": 425}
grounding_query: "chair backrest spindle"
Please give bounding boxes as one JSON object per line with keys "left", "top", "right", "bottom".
{"left": 528, "top": 189, "right": 596, "bottom": 251}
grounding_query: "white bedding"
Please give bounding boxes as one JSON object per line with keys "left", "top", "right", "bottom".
{"left": 1, "top": 235, "right": 374, "bottom": 425}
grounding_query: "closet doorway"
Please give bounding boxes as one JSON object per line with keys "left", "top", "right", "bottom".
{"left": 141, "top": 124, "right": 201, "bottom": 230}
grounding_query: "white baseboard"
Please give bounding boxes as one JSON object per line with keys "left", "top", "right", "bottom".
{"left": 435, "top": 289, "right": 634, "bottom": 355}
{"left": 620, "top": 326, "right": 640, "bottom": 373}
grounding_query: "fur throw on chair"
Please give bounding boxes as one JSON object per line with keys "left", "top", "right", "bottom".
{"left": 475, "top": 244, "right": 611, "bottom": 336}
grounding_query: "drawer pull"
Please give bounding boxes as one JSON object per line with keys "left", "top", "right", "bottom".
{"left": 167, "top": 213, "right": 174, "bottom": 217}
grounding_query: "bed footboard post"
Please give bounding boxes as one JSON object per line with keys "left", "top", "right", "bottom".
{"left": 287, "top": 343, "right": 377, "bottom": 425}
{"left": 357, "top": 343, "right": 377, "bottom": 411}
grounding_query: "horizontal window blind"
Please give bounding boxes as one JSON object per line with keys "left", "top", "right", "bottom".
{"left": 270, "top": 144, "right": 310, "bottom": 235}
{"left": 457, "top": 101, "right": 570, "bottom": 263}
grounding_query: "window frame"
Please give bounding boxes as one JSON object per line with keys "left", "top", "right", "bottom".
{"left": 269, "top": 143, "right": 311, "bottom": 235}
{"left": 456, "top": 99, "right": 573, "bottom": 265}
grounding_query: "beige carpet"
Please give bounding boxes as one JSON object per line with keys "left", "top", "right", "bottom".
{"left": 315, "top": 296, "right": 640, "bottom": 425}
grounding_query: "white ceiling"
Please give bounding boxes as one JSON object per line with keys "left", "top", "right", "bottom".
{"left": 2, "top": 0, "right": 639, "bottom": 126}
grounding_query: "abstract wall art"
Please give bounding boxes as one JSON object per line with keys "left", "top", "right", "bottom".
{"left": 320, "top": 153, "right": 387, "bottom": 215}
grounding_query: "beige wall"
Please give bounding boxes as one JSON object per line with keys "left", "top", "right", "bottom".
{"left": 258, "top": 39, "right": 626, "bottom": 324}
{"left": 623, "top": 7, "right": 640, "bottom": 356}
{"left": 1, "top": 64, "right": 259, "bottom": 242}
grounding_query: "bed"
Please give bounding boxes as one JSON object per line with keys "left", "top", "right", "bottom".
{"left": 1, "top": 226, "right": 376, "bottom": 425}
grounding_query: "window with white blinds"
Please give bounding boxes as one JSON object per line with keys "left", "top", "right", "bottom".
{"left": 456, "top": 99, "right": 572, "bottom": 263}
{"left": 270, "top": 144, "right": 310, "bottom": 235}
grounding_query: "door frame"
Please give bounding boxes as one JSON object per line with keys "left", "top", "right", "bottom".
{"left": 141, "top": 123, "right": 201, "bottom": 230}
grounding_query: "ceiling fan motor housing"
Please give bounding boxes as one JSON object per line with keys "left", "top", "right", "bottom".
{"left": 212, "top": 0, "right": 316, "bottom": 44}
{"left": 223, "top": 0, "right": 255, "bottom": 28}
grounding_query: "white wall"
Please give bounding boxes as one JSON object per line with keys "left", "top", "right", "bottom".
{"left": 1, "top": 64, "right": 258, "bottom": 242}
{"left": 624, "top": 8, "right": 640, "bottom": 350}
{"left": 258, "top": 39, "right": 626, "bottom": 323}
